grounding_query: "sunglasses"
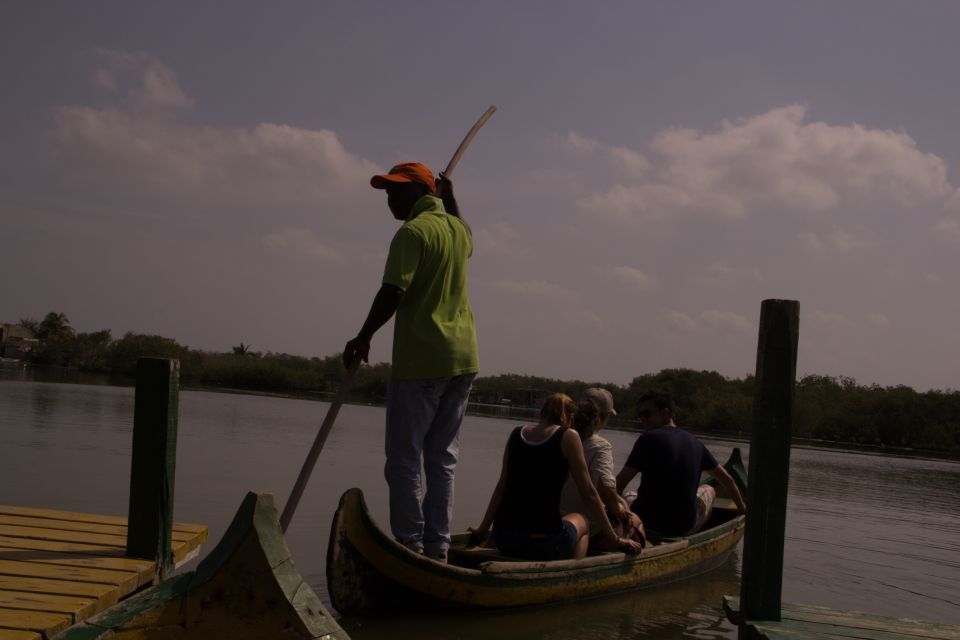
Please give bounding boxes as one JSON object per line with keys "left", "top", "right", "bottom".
{"left": 637, "top": 408, "right": 656, "bottom": 419}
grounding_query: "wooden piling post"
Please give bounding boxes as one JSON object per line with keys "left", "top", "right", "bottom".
{"left": 740, "top": 299, "right": 799, "bottom": 626}
{"left": 126, "top": 357, "right": 180, "bottom": 580}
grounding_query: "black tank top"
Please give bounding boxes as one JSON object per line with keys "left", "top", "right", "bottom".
{"left": 494, "top": 425, "right": 570, "bottom": 533}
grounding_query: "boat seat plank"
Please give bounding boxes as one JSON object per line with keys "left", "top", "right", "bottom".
{"left": 0, "top": 607, "right": 72, "bottom": 637}
{"left": 0, "top": 560, "right": 139, "bottom": 595}
{"left": 0, "top": 590, "right": 97, "bottom": 623}
{"left": 0, "top": 516, "right": 198, "bottom": 543}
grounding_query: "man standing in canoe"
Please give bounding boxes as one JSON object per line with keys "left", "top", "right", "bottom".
{"left": 616, "top": 390, "right": 746, "bottom": 537}
{"left": 343, "top": 162, "right": 479, "bottom": 562}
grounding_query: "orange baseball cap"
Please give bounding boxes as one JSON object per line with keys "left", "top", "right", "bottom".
{"left": 370, "top": 162, "right": 436, "bottom": 193}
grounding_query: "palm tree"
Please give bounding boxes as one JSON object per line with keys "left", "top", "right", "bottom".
{"left": 37, "top": 312, "right": 74, "bottom": 341}
{"left": 232, "top": 342, "right": 252, "bottom": 355}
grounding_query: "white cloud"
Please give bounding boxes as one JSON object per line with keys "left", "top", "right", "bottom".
{"left": 808, "top": 310, "right": 854, "bottom": 330}
{"left": 562, "top": 131, "right": 603, "bottom": 153}
{"left": 934, "top": 217, "right": 960, "bottom": 240}
{"left": 263, "top": 228, "right": 343, "bottom": 263}
{"left": 866, "top": 312, "right": 892, "bottom": 329}
{"left": 562, "top": 309, "right": 604, "bottom": 331}
{"left": 701, "top": 310, "right": 753, "bottom": 333}
{"left": 798, "top": 229, "right": 876, "bottom": 253}
{"left": 560, "top": 131, "right": 651, "bottom": 177}
{"left": 696, "top": 262, "right": 763, "bottom": 288}
{"left": 947, "top": 190, "right": 960, "bottom": 211}
{"left": 580, "top": 105, "right": 954, "bottom": 222}
{"left": 39, "top": 51, "right": 379, "bottom": 211}
{"left": 474, "top": 223, "right": 531, "bottom": 259}
{"left": 798, "top": 231, "right": 826, "bottom": 253}
{"left": 666, "top": 309, "right": 752, "bottom": 333}
{"left": 51, "top": 106, "right": 378, "bottom": 207}
{"left": 667, "top": 311, "right": 699, "bottom": 331}
{"left": 93, "top": 49, "right": 194, "bottom": 110}
{"left": 491, "top": 279, "right": 578, "bottom": 303}
{"left": 606, "top": 266, "right": 657, "bottom": 291}
{"left": 827, "top": 229, "right": 877, "bottom": 253}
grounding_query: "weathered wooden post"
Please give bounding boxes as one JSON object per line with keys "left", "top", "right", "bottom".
{"left": 739, "top": 299, "right": 799, "bottom": 628}
{"left": 126, "top": 357, "right": 180, "bottom": 580}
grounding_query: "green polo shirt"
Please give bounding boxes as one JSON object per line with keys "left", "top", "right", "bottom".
{"left": 382, "top": 195, "right": 479, "bottom": 380}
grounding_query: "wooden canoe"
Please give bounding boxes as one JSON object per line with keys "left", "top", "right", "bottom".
{"left": 327, "top": 448, "right": 747, "bottom": 614}
{"left": 55, "top": 492, "right": 350, "bottom": 639}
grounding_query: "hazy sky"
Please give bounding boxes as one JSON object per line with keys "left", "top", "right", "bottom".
{"left": 3, "top": 2, "right": 959, "bottom": 391}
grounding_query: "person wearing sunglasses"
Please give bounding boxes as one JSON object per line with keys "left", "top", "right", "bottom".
{"left": 616, "top": 390, "right": 746, "bottom": 538}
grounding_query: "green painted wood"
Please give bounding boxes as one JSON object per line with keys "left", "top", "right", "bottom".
{"left": 740, "top": 300, "right": 799, "bottom": 624}
{"left": 56, "top": 493, "right": 349, "bottom": 640}
{"left": 125, "top": 358, "right": 180, "bottom": 579}
{"left": 725, "top": 596, "right": 960, "bottom": 640}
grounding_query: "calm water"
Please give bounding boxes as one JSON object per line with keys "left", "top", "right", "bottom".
{"left": 1, "top": 380, "right": 958, "bottom": 638}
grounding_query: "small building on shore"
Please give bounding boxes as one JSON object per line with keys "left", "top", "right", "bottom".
{"left": 1, "top": 323, "right": 38, "bottom": 359}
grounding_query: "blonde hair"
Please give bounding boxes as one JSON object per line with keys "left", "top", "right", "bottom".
{"left": 540, "top": 393, "right": 576, "bottom": 426}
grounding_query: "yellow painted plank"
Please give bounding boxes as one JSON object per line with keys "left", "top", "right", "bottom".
{"left": 0, "top": 507, "right": 205, "bottom": 534}
{"left": 0, "top": 546, "right": 154, "bottom": 585}
{"left": 0, "top": 629, "right": 41, "bottom": 640}
{"left": 0, "top": 607, "right": 72, "bottom": 636}
{"left": 0, "top": 576, "right": 117, "bottom": 604}
{"left": 0, "top": 560, "right": 138, "bottom": 595}
{"left": 0, "top": 536, "right": 122, "bottom": 557}
{"left": 0, "top": 516, "right": 198, "bottom": 543}
{"left": 0, "top": 590, "right": 96, "bottom": 622}
{"left": 0, "top": 525, "right": 126, "bottom": 549}
{"left": 0, "top": 538, "right": 199, "bottom": 581}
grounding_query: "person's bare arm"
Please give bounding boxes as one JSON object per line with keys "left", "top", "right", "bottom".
{"left": 562, "top": 431, "right": 642, "bottom": 553}
{"left": 435, "top": 174, "right": 463, "bottom": 221}
{"left": 342, "top": 284, "right": 404, "bottom": 366}
{"left": 598, "top": 484, "right": 627, "bottom": 519}
{"left": 709, "top": 465, "right": 747, "bottom": 514}
{"left": 470, "top": 444, "right": 510, "bottom": 545}
{"left": 616, "top": 466, "right": 639, "bottom": 495}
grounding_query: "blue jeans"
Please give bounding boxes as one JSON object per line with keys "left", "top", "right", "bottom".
{"left": 385, "top": 373, "right": 476, "bottom": 555}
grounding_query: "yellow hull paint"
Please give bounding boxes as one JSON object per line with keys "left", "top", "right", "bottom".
{"left": 328, "top": 487, "right": 745, "bottom": 614}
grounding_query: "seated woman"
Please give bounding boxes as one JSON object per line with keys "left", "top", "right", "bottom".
{"left": 559, "top": 390, "right": 645, "bottom": 551}
{"left": 470, "top": 393, "right": 643, "bottom": 561}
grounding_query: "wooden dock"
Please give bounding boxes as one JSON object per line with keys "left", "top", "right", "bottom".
{"left": 0, "top": 504, "right": 207, "bottom": 640}
{"left": 724, "top": 596, "right": 960, "bottom": 640}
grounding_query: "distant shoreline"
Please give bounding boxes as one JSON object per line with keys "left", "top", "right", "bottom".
{"left": 3, "top": 372, "right": 957, "bottom": 464}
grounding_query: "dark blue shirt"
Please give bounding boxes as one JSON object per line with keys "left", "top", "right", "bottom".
{"left": 625, "top": 426, "right": 717, "bottom": 535}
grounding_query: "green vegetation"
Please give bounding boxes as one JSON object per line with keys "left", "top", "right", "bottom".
{"left": 12, "top": 311, "right": 960, "bottom": 454}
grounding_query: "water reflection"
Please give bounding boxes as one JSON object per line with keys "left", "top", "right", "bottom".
{"left": 1, "top": 380, "right": 959, "bottom": 638}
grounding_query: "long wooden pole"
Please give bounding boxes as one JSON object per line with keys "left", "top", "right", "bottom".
{"left": 280, "top": 358, "right": 360, "bottom": 532}
{"left": 442, "top": 105, "right": 497, "bottom": 177}
{"left": 280, "top": 105, "right": 497, "bottom": 532}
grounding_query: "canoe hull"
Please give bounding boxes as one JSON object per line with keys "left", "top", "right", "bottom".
{"left": 57, "top": 492, "right": 349, "bottom": 639}
{"left": 327, "top": 449, "right": 746, "bottom": 614}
